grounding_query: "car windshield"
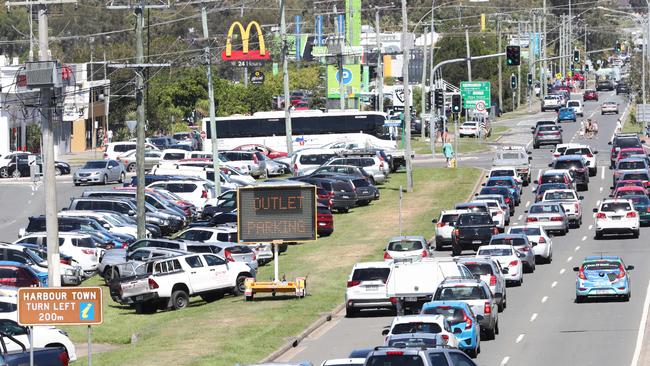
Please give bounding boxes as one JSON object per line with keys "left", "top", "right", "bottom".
{"left": 618, "top": 161, "right": 646, "bottom": 170}
{"left": 544, "top": 191, "right": 576, "bottom": 200}
{"left": 458, "top": 214, "right": 492, "bottom": 225}
{"left": 530, "top": 204, "right": 561, "bottom": 214}
{"left": 509, "top": 227, "right": 541, "bottom": 236}
{"left": 391, "top": 322, "right": 443, "bottom": 334}
{"left": 462, "top": 262, "right": 494, "bottom": 275}
{"left": 600, "top": 202, "right": 632, "bottom": 212}
{"left": 477, "top": 248, "right": 513, "bottom": 256}
{"left": 554, "top": 160, "right": 583, "bottom": 169}
{"left": 436, "top": 286, "right": 488, "bottom": 300}
{"left": 83, "top": 161, "right": 107, "bottom": 169}
{"left": 491, "top": 237, "right": 527, "bottom": 246}
{"left": 352, "top": 268, "right": 390, "bottom": 282}
{"left": 388, "top": 240, "right": 423, "bottom": 251}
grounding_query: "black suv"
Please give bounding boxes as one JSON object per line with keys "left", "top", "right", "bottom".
{"left": 451, "top": 212, "right": 498, "bottom": 256}
{"left": 596, "top": 80, "right": 615, "bottom": 91}
{"left": 549, "top": 155, "right": 590, "bottom": 191}
{"left": 616, "top": 82, "right": 629, "bottom": 95}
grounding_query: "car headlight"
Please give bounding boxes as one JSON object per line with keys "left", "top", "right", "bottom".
{"left": 162, "top": 219, "right": 170, "bottom": 226}
{"left": 91, "top": 171, "right": 100, "bottom": 175}
{"left": 65, "top": 269, "right": 76, "bottom": 276}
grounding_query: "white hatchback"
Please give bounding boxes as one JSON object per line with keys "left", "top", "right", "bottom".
{"left": 507, "top": 225, "right": 553, "bottom": 263}
{"left": 476, "top": 245, "right": 524, "bottom": 286}
{"left": 594, "top": 199, "right": 640, "bottom": 239}
{"left": 14, "top": 232, "right": 100, "bottom": 276}
{"left": 567, "top": 100, "right": 584, "bottom": 116}
{"left": 384, "top": 315, "right": 459, "bottom": 349}
{"left": 345, "top": 262, "right": 393, "bottom": 317}
{"left": 384, "top": 236, "right": 430, "bottom": 262}
{"left": 459, "top": 122, "right": 480, "bottom": 137}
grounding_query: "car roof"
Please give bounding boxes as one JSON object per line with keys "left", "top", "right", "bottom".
{"left": 352, "top": 261, "right": 391, "bottom": 269}
{"left": 321, "top": 359, "right": 365, "bottom": 366}
{"left": 393, "top": 314, "right": 446, "bottom": 323}
{"left": 389, "top": 236, "right": 426, "bottom": 241}
{"left": 478, "top": 244, "right": 513, "bottom": 250}
{"left": 491, "top": 233, "right": 527, "bottom": 239}
{"left": 543, "top": 169, "right": 570, "bottom": 175}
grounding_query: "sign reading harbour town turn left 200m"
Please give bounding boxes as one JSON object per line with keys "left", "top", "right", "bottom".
{"left": 17, "top": 287, "right": 103, "bottom": 326}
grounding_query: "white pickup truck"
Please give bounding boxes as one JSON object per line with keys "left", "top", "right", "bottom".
{"left": 109, "top": 253, "right": 255, "bottom": 313}
{"left": 385, "top": 258, "right": 474, "bottom": 315}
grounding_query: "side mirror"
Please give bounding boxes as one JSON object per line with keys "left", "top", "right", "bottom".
{"left": 608, "top": 141, "right": 612, "bottom": 145}
{"left": 548, "top": 163, "right": 553, "bottom": 167}
{"left": 585, "top": 161, "right": 591, "bottom": 166}
{"left": 609, "top": 195, "right": 613, "bottom": 198}
{"left": 594, "top": 151, "right": 599, "bottom": 154}
{"left": 381, "top": 329, "right": 390, "bottom": 336}
{"left": 128, "top": 210, "right": 136, "bottom": 216}
{"left": 481, "top": 183, "right": 486, "bottom": 186}
{"left": 501, "top": 268, "right": 509, "bottom": 274}
{"left": 453, "top": 328, "right": 463, "bottom": 334}
{"left": 476, "top": 315, "right": 484, "bottom": 321}
{"left": 18, "top": 228, "right": 25, "bottom": 238}
{"left": 431, "top": 219, "right": 438, "bottom": 223}
{"left": 627, "top": 265, "right": 635, "bottom": 270}
{"left": 474, "top": 193, "right": 479, "bottom": 196}
{"left": 528, "top": 157, "right": 533, "bottom": 161}
{"left": 533, "top": 180, "right": 539, "bottom": 185}
{"left": 579, "top": 196, "right": 584, "bottom": 200}
{"left": 103, "top": 223, "right": 110, "bottom": 229}
{"left": 592, "top": 208, "right": 598, "bottom": 213}
{"left": 573, "top": 267, "right": 580, "bottom": 272}
{"left": 524, "top": 210, "right": 528, "bottom": 213}
{"left": 609, "top": 186, "right": 614, "bottom": 190}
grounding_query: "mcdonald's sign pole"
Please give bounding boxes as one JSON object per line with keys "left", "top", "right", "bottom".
{"left": 280, "top": 0, "right": 294, "bottom": 154}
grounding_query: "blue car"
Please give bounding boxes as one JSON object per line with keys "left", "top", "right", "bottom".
{"left": 557, "top": 107, "right": 577, "bottom": 122}
{"left": 484, "top": 176, "right": 521, "bottom": 204}
{"left": 421, "top": 301, "right": 481, "bottom": 358}
{"left": 574, "top": 256, "right": 634, "bottom": 302}
{"left": 0, "top": 261, "right": 48, "bottom": 287}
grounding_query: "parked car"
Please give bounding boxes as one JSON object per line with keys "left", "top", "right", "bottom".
{"left": 433, "top": 209, "right": 469, "bottom": 251}
{"left": 232, "top": 144, "right": 287, "bottom": 159}
{"left": 14, "top": 232, "right": 99, "bottom": 277}
{"left": 116, "top": 149, "right": 162, "bottom": 172}
{"left": 0, "top": 262, "right": 47, "bottom": 287}
{"left": 103, "top": 141, "right": 158, "bottom": 160}
{"left": 73, "top": 160, "right": 126, "bottom": 186}
{"left": 0, "top": 243, "right": 82, "bottom": 286}
{"left": 0, "top": 318, "right": 76, "bottom": 361}
{"left": 317, "top": 204, "right": 334, "bottom": 237}
{"left": 221, "top": 151, "right": 267, "bottom": 178}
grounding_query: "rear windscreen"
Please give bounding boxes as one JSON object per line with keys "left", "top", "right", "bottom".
{"left": 491, "top": 170, "right": 515, "bottom": 177}
{"left": 600, "top": 202, "right": 632, "bottom": 212}
{"left": 622, "top": 173, "right": 650, "bottom": 181}
{"left": 554, "top": 160, "right": 583, "bottom": 169}
{"left": 436, "top": 286, "right": 488, "bottom": 300}
{"left": 366, "top": 355, "right": 425, "bottom": 366}
{"left": 618, "top": 161, "right": 646, "bottom": 170}
{"left": 463, "top": 263, "right": 494, "bottom": 275}
{"left": 544, "top": 191, "right": 575, "bottom": 200}
{"left": 565, "top": 148, "right": 591, "bottom": 155}
{"left": 583, "top": 261, "right": 619, "bottom": 271}
{"left": 229, "top": 246, "right": 253, "bottom": 254}
{"left": 490, "top": 237, "right": 526, "bottom": 246}
{"left": 458, "top": 214, "right": 492, "bottom": 225}
{"left": 351, "top": 268, "right": 390, "bottom": 282}
{"left": 541, "top": 175, "right": 565, "bottom": 184}
{"left": 509, "top": 227, "right": 541, "bottom": 236}
{"left": 486, "top": 179, "right": 512, "bottom": 187}
{"left": 440, "top": 214, "right": 460, "bottom": 224}
{"left": 353, "top": 179, "right": 370, "bottom": 187}
{"left": 477, "top": 248, "right": 512, "bottom": 256}
{"left": 530, "top": 205, "right": 561, "bottom": 214}
{"left": 391, "top": 322, "right": 442, "bottom": 334}
{"left": 299, "top": 154, "right": 336, "bottom": 165}
{"left": 387, "top": 240, "right": 424, "bottom": 251}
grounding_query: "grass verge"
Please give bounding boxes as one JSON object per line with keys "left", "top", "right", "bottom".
{"left": 411, "top": 125, "right": 510, "bottom": 155}
{"left": 65, "top": 167, "right": 481, "bottom": 366}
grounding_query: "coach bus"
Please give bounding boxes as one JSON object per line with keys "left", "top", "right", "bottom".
{"left": 200, "top": 110, "right": 397, "bottom": 154}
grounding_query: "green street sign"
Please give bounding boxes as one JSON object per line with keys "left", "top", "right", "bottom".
{"left": 460, "top": 81, "right": 491, "bottom": 110}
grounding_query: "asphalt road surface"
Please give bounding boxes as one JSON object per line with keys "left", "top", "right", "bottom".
{"left": 279, "top": 92, "right": 650, "bottom": 366}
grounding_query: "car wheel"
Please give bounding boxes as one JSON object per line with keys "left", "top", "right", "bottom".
{"left": 74, "top": 182, "right": 80, "bottom": 186}
{"left": 233, "top": 274, "right": 250, "bottom": 296}
{"left": 595, "top": 231, "right": 603, "bottom": 240}
{"left": 633, "top": 229, "right": 640, "bottom": 239}
{"left": 622, "top": 294, "right": 631, "bottom": 302}
{"left": 55, "top": 167, "right": 62, "bottom": 176}
{"left": 467, "top": 347, "right": 479, "bottom": 359}
{"left": 435, "top": 241, "right": 444, "bottom": 251}
{"left": 346, "top": 306, "right": 358, "bottom": 318}
{"left": 451, "top": 242, "right": 462, "bottom": 256}
{"left": 533, "top": 143, "right": 539, "bottom": 149}
{"left": 127, "top": 163, "right": 136, "bottom": 172}
{"left": 11, "top": 169, "right": 21, "bottom": 178}
{"left": 576, "top": 295, "right": 585, "bottom": 303}
{"left": 118, "top": 172, "right": 125, "bottom": 183}
{"left": 170, "top": 289, "right": 189, "bottom": 310}
{"left": 102, "top": 174, "right": 107, "bottom": 185}
{"left": 0, "top": 167, "right": 7, "bottom": 178}
{"left": 483, "top": 326, "right": 496, "bottom": 341}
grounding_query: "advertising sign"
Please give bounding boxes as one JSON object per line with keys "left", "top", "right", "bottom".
{"left": 327, "top": 64, "right": 361, "bottom": 98}
{"left": 238, "top": 185, "right": 317, "bottom": 242}
{"left": 460, "top": 81, "right": 491, "bottom": 109}
{"left": 221, "top": 21, "right": 270, "bottom": 63}
{"left": 17, "top": 287, "right": 103, "bottom": 326}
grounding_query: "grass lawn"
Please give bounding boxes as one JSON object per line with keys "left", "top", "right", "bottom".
{"left": 411, "top": 125, "right": 510, "bottom": 155}
{"left": 65, "top": 166, "right": 481, "bottom": 366}
{"left": 622, "top": 121, "right": 645, "bottom": 134}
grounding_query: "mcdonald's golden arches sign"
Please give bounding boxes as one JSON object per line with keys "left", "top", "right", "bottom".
{"left": 221, "top": 21, "right": 270, "bottom": 61}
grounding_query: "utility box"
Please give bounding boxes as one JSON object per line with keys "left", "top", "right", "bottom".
{"left": 25, "top": 61, "right": 61, "bottom": 88}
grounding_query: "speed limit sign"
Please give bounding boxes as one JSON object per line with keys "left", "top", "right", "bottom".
{"left": 475, "top": 100, "right": 486, "bottom": 112}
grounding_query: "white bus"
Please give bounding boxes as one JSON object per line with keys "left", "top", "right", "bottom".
{"left": 200, "top": 109, "right": 398, "bottom": 154}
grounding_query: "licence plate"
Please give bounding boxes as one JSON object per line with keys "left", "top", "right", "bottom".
{"left": 592, "top": 289, "right": 613, "bottom": 295}
{"left": 612, "top": 216, "right": 622, "bottom": 220}
{"left": 472, "top": 240, "right": 483, "bottom": 244}
{"left": 365, "top": 285, "right": 379, "bottom": 291}
{"left": 405, "top": 297, "right": 418, "bottom": 302}
{"left": 539, "top": 217, "right": 549, "bottom": 222}
{"left": 362, "top": 190, "right": 369, "bottom": 194}
{"left": 342, "top": 195, "right": 350, "bottom": 199}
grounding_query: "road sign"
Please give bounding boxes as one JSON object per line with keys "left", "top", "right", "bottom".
{"left": 460, "top": 81, "right": 491, "bottom": 109}
{"left": 250, "top": 70, "right": 265, "bottom": 85}
{"left": 17, "top": 287, "right": 103, "bottom": 326}
{"left": 637, "top": 104, "right": 650, "bottom": 123}
{"left": 475, "top": 100, "right": 486, "bottom": 112}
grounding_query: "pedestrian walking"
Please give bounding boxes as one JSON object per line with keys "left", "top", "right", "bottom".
{"left": 615, "top": 118, "right": 622, "bottom": 134}
{"left": 107, "top": 129, "right": 113, "bottom": 143}
{"left": 442, "top": 142, "right": 454, "bottom": 168}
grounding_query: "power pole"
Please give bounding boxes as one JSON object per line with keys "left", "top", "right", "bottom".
{"left": 428, "top": 0, "right": 436, "bottom": 156}
{"left": 201, "top": 6, "right": 220, "bottom": 196}
{"left": 465, "top": 27, "right": 472, "bottom": 81}
{"left": 497, "top": 15, "right": 503, "bottom": 113}
{"left": 401, "top": 0, "right": 413, "bottom": 192}
{"left": 517, "top": 21, "right": 521, "bottom": 109}
{"left": 279, "top": 0, "right": 293, "bottom": 154}
{"left": 335, "top": 14, "right": 345, "bottom": 110}
{"left": 107, "top": 0, "right": 170, "bottom": 239}
{"left": 542, "top": 0, "right": 547, "bottom": 98}
{"left": 421, "top": 26, "right": 428, "bottom": 140}
{"left": 6, "top": 0, "right": 78, "bottom": 289}
{"left": 376, "top": 8, "right": 383, "bottom": 113}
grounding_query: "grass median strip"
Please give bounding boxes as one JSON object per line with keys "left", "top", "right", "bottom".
{"left": 64, "top": 166, "right": 481, "bottom": 366}
{"left": 412, "top": 125, "right": 510, "bottom": 155}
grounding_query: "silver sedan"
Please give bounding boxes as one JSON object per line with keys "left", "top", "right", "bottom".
{"left": 524, "top": 202, "right": 570, "bottom": 235}
{"left": 73, "top": 159, "right": 126, "bottom": 186}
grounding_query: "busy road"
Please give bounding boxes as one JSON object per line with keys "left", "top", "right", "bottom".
{"left": 279, "top": 92, "right": 650, "bottom": 366}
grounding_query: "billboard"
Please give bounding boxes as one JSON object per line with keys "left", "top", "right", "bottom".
{"left": 221, "top": 21, "right": 270, "bottom": 62}
{"left": 327, "top": 64, "right": 361, "bottom": 98}
{"left": 238, "top": 185, "right": 317, "bottom": 242}
{"left": 18, "top": 287, "right": 103, "bottom": 326}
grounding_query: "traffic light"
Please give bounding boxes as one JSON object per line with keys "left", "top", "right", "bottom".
{"left": 506, "top": 45, "right": 521, "bottom": 66}
{"left": 570, "top": 63, "right": 575, "bottom": 72}
{"left": 585, "top": 63, "right": 590, "bottom": 72}
{"left": 615, "top": 41, "right": 621, "bottom": 53}
{"left": 527, "top": 73, "right": 533, "bottom": 86}
{"left": 425, "top": 91, "right": 432, "bottom": 111}
{"left": 510, "top": 74, "right": 517, "bottom": 89}
{"left": 451, "top": 94, "right": 462, "bottom": 114}
{"left": 573, "top": 50, "right": 580, "bottom": 63}
{"left": 434, "top": 89, "right": 444, "bottom": 109}
{"left": 369, "top": 95, "right": 377, "bottom": 111}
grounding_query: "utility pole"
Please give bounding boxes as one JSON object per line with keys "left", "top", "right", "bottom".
{"left": 428, "top": 0, "right": 436, "bottom": 156}
{"left": 542, "top": 0, "right": 547, "bottom": 98}
{"left": 201, "top": 6, "right": 220, "bottom": 196}
{"left": 465, "top": 27, "right": 472, "bottom": 81}
{"left": 568, "top": 0, "right": 572, "bottom": 65}
{"left": 528, "top": 13, "right": 535, "bottom": 113}
{"left": 280, "top": 0, "right": 293, "bottom": 154}
{"left": 421, "top": 26, "right": 428, "bottom": 140}
{"left": 375, "top": 7, "right": 385, "bottom": 113}
{"left": 6, "top": 0, "right": 78, "bottom": 289}
{"left": 336, "top": 15, "right": 345, "bottom": 110}
{"left": 497, "top": 14, "right": 503, "bottom": 113}
{"left": 401, "top": 0, "right": 413, "bottom": 192}
{"left": 517, "top": 21, "right": 521, "bottom": 109}
{"left": 107, "top": 0, "right": 170, "bottom": 238}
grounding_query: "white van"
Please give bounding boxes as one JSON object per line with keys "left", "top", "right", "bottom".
{"left": 292, "top": 149, "right": 339, "bottom": 176}
{"left": 104, "top": 142, "right": 158, "bottom": 160}
{"left": 149, "top": 164, "right": 239, "bottom": 191}
{"left": 566, "top": 100, "right": 584, "bottom": 116}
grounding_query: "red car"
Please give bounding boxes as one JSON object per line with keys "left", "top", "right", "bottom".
{"left": 613, "top": 185, "right": 649, "bottom": 199}
{"left": 583, "top": 89, "right": 598, "bottom": 101}
{"left": 616, "top": 147, "right": 646, "bottom": 163}
{"left": 317, "top": 204, "right": 334, "bottom": 237}
{"left": 233, "top": 144, "right": 288, "bottom": 159}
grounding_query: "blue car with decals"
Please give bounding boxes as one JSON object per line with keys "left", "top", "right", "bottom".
{"left": 574, "top": 256, "right": 634, "bottom": 302}
{"left": 557, "top": 107, "right": 577, "bottom": 122}
{"left": 484, "top": 176, "right": 521, "bottom": 204}
{"left": 421, "top": 301, "right": 482, "bottom": 358}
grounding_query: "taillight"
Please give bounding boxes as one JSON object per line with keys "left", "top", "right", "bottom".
{"left": 574, "top": 203, "right": 580, "bottom": 212}
{"left": 81, "top": 249, "right": 95, "bottom": 255}
{"left": 252, "top": 154, "right": 259, "bottom": 164}
{"left": 441, "top": 334, "right": 449, "bottom": 344}
{"left": 538, "top": 237, "right": 546, "bottom": 244}
{"left": 59, "top": 350, "right": 70, "bottom": 366}
{"left": 526, "top": 217, "right": 538, "bottom": 222}
{"left": 505, "top": 197, "right": 511, "bottom": 203}
{"left": 60, "top": 258, "right": 71, "bottom": 265}
{"left": 551, "top": 216, "right": 563, "bottom": 221}
{"left": 293, "top": 163, "right": 298, "bottom": 175}
{"left": 421, "top": 249, "right": 428, "bottom": 258}
{"left": 384, "top": 251, "right": 392, "bottom": 260}
{"left": 578, "top": 267, "right": 586, "bottom": 280}
{"left": 224, "top": 249, "right": 235, "bottom": 262}
{"left": 463, "top": 311, "right": 473, "bottom": 329}
{"left": 596, "top": 212, "right": 606, "bottom": 219}
{"left": 509, "top": 260, "right": 519, "bottom": 267}
{"left": 484, "top": 301, "right": 492, "bottom": 314}
{"left": 586, "top": 153, "right": 593, "bottom": 157}
{"left": 347, "top": 280, "right": 361, "bottom": 287}
{"left": 252, "top": 252, "right": 257, "bottom": 261}
{"left": 386, "top": 351, "right": 404, "bottom": 356}
{"left": 627, "top": 211, "right": 637, "bottom": 218}
{"left": 489, "top": 275, "right": 497, "bottom": 286}
{"left": 437, "top": 222, "right": 446, "bottom": 228}
{"left": 493, "top": 227, "right": 500, "bottom": 235}
{"left": 148, "top": 278, "right": 159, "bottom": 289}
{"left": 389, "top": 297, "right": 397, "bottom": 304}
{"left": 201, "top": 190, "right": 208, "bottom": 199}
{"left": 617, "top": 264, "right": 626, "bottom": 279}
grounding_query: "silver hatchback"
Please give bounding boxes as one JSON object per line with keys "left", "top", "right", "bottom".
{"left": 73, "top": 159, "right": 126, "bottom": 186}
{"left": 525, "top": 202, "right": 570, "bottom": 235}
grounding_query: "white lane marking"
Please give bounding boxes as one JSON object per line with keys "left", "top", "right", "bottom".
{"left": 501, "top": 356, "right": 510, "bottom": 366}
{"left": 600, "top": 187, "right": 603, "bottom": 193}
{"left": 575, "top": 246, "right": 581, "bottom": 251}
{"left": 597, "top": 199, "right": 601, "bottom": 206}
{"left": 567, "top": 256, "right": 573, "bottom": 262}
{"left": 560, "top": 268, "right": 566, "bottom": 274}
{"left": 541, "top": 296, "right": 548, "bottom": 303}
{"left": 631, "top": 280, "right": 650, "bottom": 366}
{"left": 530, "top": 313, "right": 538, "bottom": 322}
{"left": 601, "top": 166, "right": 605, "bottom": 180}
{"left": 518, "top": 215, "right": 523, "bottom": 220}
{"left": 588, "top": 224, "right": 593, "bottom": 230}
{"left": 581, "top": 235, "right": 587, "bottom": 241}
{"left": 551, "top": 281, "right": 558, "bottom": 288}
{"left": 515, "top": 334, "right": 526, "bottom": 343}
{"left": 525, "top": 201, "right": 530, "bottom": 207}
